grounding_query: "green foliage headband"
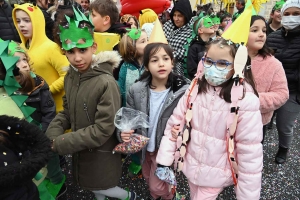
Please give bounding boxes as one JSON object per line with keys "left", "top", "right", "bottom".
{"left": 126, "top": 28, "right": 142, "bottom": 40}
{"left": 59, "top": 7, "right": 94, "bottom": 51}
{"left": 8, "top": 41, "right": 26, "bottom": 57}
{"left": 0, "top": 40, "right": 36, "bottom": 123}
{"left": 273, "top": 0, "right": 285, "bottom": 10}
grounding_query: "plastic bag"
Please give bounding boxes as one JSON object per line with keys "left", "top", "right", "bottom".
{"left": 113, "top": 108, "right": 150, "bottom": 154}
{"left": 114, "top": 107, "right": 150, "bottom": 132}
{"left": 113, "top": 134, "right": 150, "bottom": 154}
{"left": 155, "top": 166, "right": 177, "bottom": 186}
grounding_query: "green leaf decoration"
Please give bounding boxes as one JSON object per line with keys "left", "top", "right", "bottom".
{"left": 19, "top": 105, "right": 36, "bottom": 118}
{"left": 8, "top": 40, "right": 26, "bottom": 56}
{"left": 0, "top": 40, "right": 36, "bottom": 124}
{"left": 11, "top": 95, "right": 28, "bottom": 107}
{"left": 127, "top": 28, "right": 142, "bottom": 40}
{"left": 59, "top": 6, "right": 94, "bottom": 51}
{"left": 273, "top": 0, "right": 285, "bottom": 10}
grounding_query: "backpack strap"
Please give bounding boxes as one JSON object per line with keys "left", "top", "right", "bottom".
{"left": 173, "top": 61, "right": 204, "bottom": 172}
{"left": 226, "top": 44, "right": 248, "bottom": 185}
{"left": 226, "top": 79, "right": 243, "bottom": 185}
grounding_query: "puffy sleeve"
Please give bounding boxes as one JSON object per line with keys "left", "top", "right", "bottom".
{"left": 51, "top": 78, "right": 121, "bottom": 155}
{"left": 259, "top": 61, "right": 289, "bottom": 113}
{"left": 156, "top": 93, "right": 188, "bottom": 166}
{"left": 235, "top": 93, "right": 263, "bottom": 200}
{"left": 49, "top": 45, "right": 69, "bottom": 94}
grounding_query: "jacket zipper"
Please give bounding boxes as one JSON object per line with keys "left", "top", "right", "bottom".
{"left": 83, "top": 102, "right": 91, "bottom": 122}
{"left": 199, "top": 88, "right": 216, "bottom": 171}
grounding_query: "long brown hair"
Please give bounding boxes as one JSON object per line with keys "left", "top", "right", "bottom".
{"left": 250, "top": 15, "right": 274, "bottom": 58}
{"left": 15, "top": 70, "right": 35, "bottom": 93}
{"left": 198, "top": 38, "right": 258, "bottom": 103}
{"left": 119, "top": 30, "right": 146, "bottom": 63}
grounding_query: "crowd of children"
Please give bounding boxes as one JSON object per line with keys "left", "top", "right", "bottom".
{"left": 0, "top": 0, "right": 299, "bottom": 199}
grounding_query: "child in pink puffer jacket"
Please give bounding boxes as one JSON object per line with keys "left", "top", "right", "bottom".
{"left": 156, "top": 38, "right": 263, "bottom": 200}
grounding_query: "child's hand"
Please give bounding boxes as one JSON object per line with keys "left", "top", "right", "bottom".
{"left": 121, "top": 130, "right": 134, "bottom": 142}
{"left": 170, "top": 125, "right": 180, "bottom": 142}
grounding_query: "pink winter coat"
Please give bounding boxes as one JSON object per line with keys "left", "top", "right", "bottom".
{"left": 251, "top": 55, "right": 289, "bottom": 125}
{"left": 156, "top": 84, "right": 263, "bottom": 200}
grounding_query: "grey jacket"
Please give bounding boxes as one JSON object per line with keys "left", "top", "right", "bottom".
{"left": 117, "top": 74, "right": 189, "bottom": 163}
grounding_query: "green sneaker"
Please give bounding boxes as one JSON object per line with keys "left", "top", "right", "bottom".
{"left": 174, "top": 192, "right": 186, "bottom": 200}
{"left": 46, "top": 175, "right": 67, "bottom": 198}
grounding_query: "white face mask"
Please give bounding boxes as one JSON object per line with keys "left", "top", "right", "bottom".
{"left": 281, "top": 16, "right": 300, "bottom": 30}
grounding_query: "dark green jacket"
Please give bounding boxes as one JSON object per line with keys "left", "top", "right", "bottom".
{"left": 46, "top": 51, "right": 122, "bottom": 190}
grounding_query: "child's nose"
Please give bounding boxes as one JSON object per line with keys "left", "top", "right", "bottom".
{"left": 158, "top": 59, "right": 164, "bottom": 66}
{"left": 74, "top": 54, "right": 82, "bottom": 62}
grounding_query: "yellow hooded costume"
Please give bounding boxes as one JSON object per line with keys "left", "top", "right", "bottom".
{"left": 13, "top": 3, "right": 69, "bottom": 112}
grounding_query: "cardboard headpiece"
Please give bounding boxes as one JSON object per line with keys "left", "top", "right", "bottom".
{"left": 148, "top": 18, "right": 168, "bottom": 44}
{"left": 0, "top": 40, "right": 35, "bottom": 122}
{"left": 59, "top": 7, "right": 94, "bottom": 50}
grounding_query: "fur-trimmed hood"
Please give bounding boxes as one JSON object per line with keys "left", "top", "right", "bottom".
{"left": 68, "top": 51, "right": 122, "bottom": 82}
{"left": 91, "top": 50, "right": 121, "bottom": 70}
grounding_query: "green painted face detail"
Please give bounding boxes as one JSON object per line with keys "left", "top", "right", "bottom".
{"left": 210, "top": 16, "right": 220, "bottom": 25}
{"left": 8, "top": 41, "right": 26, "bottom": 56}
{"left": 126, "top": 28, "right": 142, "bottom": 40}
{"left": 194, "top": 16, "right": 213, "bottom": 35}
{"left": 203, "top": 17, "right": 214, "bottom": 28}
{"left": 273, "top": 0, "right": 285, "bottom": 10}
{"left": 59, "top": 7, "right": 94, "bottom": 51}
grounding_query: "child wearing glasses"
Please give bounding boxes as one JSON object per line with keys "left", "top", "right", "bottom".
{"left": 119, "top": 21, "right": 189, "bottom": 200}
{"left": 156, "top": 38, "right": 263, "bottom": 200}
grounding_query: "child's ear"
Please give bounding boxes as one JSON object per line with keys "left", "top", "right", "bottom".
{"left": 198, "top": 28, "right": 203, "bottom": 34}
{"left": 103, "top": 15, "right": 111, "bottom": 26}
{"left": 92, "top": 42, "right": 97, "bottom": 54}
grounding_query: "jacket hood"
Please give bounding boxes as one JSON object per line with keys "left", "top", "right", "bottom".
{"left": 106, "top": 22, "right": 130, "bottom": 35}
{"left": 29, "top": 75, "right": 49, "bottom": 96}
{"left": 91, "top": 50, "right": 121, "bottom": 70}
{"left": 68, "top": 51, "right": 121, "bottom": 81}
{"left": 12, "top": 3, "right": 48, "bottom": 50}
{"left": 170, "top": 0, "right": 193, "bottom": 27}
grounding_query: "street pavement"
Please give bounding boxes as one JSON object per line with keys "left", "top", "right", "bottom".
{"left": 60, "top": 119, "right": 300, "bottom": 200}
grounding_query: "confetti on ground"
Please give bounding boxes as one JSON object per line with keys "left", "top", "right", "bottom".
{"left": 59, "top": 117, "right": 300, "bottom": 200}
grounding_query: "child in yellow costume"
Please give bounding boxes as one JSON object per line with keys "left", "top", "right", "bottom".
{"left": 12, "top": 3, "right": 69, "bottom": 113}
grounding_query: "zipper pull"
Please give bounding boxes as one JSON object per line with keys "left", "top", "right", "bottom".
{"left": 83, "top": 103, "right": 91, "bottom": 122}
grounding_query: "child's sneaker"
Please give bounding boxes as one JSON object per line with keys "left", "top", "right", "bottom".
{"left": 173, "top": 192, "right": 186, "bottom": 200}
{"left": 130, "top": 191, "right": 137, "bottom": 200}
